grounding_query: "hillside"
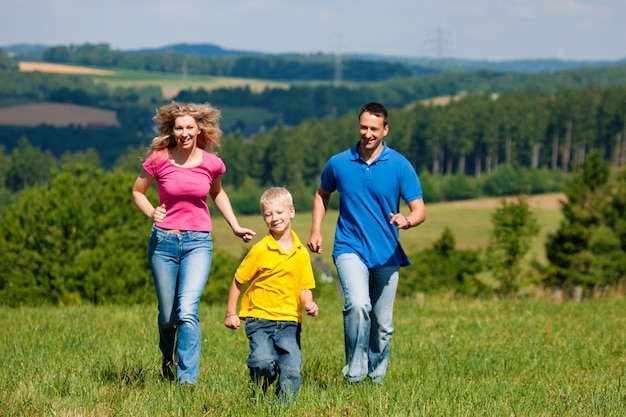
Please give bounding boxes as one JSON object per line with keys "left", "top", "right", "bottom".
{"left": 4, "top": 42, "right": 626, "bottom": 73}
{"left": 0, "top": 102, "right": 119, "bottom": 128}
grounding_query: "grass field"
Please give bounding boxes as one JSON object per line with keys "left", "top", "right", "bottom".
{"left": 1, "top": 295, "right": 624, "bottom": 416}
{"left": 2, "top": 192, "right": 625, "bottom": 416}
{"left": 210, "top": 193, "right": 567, "bottom": 270}
{"left": 18, "top": 61, "right": 290, "bottom": 98}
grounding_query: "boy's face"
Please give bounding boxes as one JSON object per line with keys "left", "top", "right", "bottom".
{"left": 262, "top": 202, "right": 295, "bottom": 234}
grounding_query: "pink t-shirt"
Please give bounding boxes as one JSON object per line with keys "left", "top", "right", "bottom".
{"left": 142, "top": 149, "right": 226, "bottom": 232}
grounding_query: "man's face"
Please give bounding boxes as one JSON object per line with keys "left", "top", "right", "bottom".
{"left": 358, "top": 112, "right": 388, "bottom": 152}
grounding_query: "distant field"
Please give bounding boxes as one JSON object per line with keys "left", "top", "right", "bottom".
{"left": 211, "top": 193, "right": 566, "bottom": 267}
{"left": 18, "top": 61, "right": 289, "bottom": 98}
{"left": 18, "top": 61, "right": 116, "bottom": 75}
{"left": 0, "top": 102, "right": 120, "bottom": 127}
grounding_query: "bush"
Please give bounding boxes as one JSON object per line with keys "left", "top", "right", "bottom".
{"left": 398, "top": 228, "right": 485, "bottom": 296}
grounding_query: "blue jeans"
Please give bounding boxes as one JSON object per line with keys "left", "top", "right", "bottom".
{"left": 245, "top": 318, "right": 302, "bottom": 402}
{"left": 335, "top": 253, "right": 399, "bottom": 383}
{"left": 148, "top": 225, "right": 213, "bottom": 385}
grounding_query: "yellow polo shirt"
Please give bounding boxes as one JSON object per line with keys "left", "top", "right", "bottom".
{"left": 235, "top": 230, "right": 316, "bottom": 323}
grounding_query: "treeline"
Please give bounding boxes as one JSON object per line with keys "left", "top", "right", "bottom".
{"left": 40, "top": 43, "right": 425, "bottom": 82}
{"left": 1, "top": 85, "right": 625, "bottom": 208}
{"left": 0, "top": 136, "right": 571, "bottom": 215}
{"left": 210, "top": 85, "right": 626, "bottom": 204}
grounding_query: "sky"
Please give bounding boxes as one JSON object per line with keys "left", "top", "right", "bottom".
{"left": 0, "top": 0, "right": 624, "bottom": 62}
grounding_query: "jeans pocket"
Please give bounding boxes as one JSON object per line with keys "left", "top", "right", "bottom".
{"left": 189, "top": 231, "right": 211, "bottom": 241}
{"left": 150, "top": 228, "right": 167, "bottom": 245}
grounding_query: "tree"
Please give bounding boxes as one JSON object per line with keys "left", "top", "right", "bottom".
{"left": 0, "top": 49, "right": 18, "bottom": 71}
{"left": 0, "top": 165, "right": 154, "bottom": 306}
{"left": 544, "top": 150, "right": 613, "bottom": 290}
{"left": 486, "top": 196, "right": 539, "bottom": 295}
{"left": 399, "top": 228, "right": 484, "bottom": 296}
{"left": 5, "top": 137, "right": 57, "bottom": 191}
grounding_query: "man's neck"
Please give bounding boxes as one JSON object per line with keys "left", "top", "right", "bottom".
{"left": 358, "top": 142, "right": 384, "bottom": 164}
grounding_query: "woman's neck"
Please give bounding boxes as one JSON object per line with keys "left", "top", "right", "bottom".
{"left": 169, "top": 147, "right": 199, "bottom": 167}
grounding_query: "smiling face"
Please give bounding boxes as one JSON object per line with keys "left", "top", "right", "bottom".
{"left": 358, "top": 111, "right": 388, "bottom": 155}
{"left": 172, "top": 114, "right": 200, "bottom": 151}
{"left": 262, "top": 201, "right": 295, "bottom": 236}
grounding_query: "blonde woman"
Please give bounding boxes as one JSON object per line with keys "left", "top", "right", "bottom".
{"left": 132, "top": 102, "right": 256, "bottom": 385}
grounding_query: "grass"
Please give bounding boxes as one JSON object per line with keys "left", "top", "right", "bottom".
{"left": 210, "top": 193, "right": 565, "bottom": 268}
{"left": 88, "top": 68, "right": 289, "bottom": 98}
{"left": 1, "top": 296, "right": 624, "bottom": 416}
{"left": 6, "top": 192, "right": 611, "bottom": 416}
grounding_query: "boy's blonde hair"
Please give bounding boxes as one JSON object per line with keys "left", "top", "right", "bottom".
{"left": 260, "top": 187, "right": 294, "bottom": 212}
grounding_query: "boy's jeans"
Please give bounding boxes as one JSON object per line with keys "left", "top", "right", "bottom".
{"left": 245, "top": 317, "right": 303, "bottom": 402}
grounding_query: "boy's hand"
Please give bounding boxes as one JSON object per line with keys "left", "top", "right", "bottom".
{"left": 224, "top": 315, "right": 240, "bottom": 329}
{"left": 304, "top": 302, "right": 319, "bottom": 317}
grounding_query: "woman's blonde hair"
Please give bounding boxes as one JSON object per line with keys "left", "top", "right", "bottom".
{"left": 146, "top": 101, "right": 222, "bottom": 158}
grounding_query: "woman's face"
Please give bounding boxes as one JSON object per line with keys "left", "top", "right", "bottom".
{"left": 172, "top": 115, "right": 200, "bottom": 150}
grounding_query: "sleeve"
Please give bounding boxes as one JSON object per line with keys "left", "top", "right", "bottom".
{"left": 207, "top": 153, "right": 227, "bottom": 179}
{"left": 234, "top": 244, "right": 260, "bottom": 285}
{"left": 142, "top": 153, "right": 158, "bottom": 178}
{"left": 399, "top": 159, "right": 423, "bottom": 202}
{"left": 320, "top": 158, "right": 337, "bottom": 193}
{"left": 299, "top": 249, "right": 316, "bottom": 290}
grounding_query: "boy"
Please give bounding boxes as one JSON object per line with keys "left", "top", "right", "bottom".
{"left": 224, "top": 187, "right": 319, "bottom": 403}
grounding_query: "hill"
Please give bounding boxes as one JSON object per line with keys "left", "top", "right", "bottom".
{"left": 3, "top": 42, "right": 626, "bottom": 74}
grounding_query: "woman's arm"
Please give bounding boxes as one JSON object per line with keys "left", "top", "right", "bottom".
{"left": 210, "top": 177, "right": 256, "bottom": 241}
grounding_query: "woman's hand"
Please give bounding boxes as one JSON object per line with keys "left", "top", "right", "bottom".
{"left": 233, "top": 226, "right": 256, "bottom": 242}
{"left": 151, "top": 204, "right": 167, "bottom": 223}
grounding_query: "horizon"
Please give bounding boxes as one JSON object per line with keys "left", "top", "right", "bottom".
{"left": 3, "top": 41, "right": 625, "bottom": 65}
{"left": 0, "top": 1, "right": 624, "bottom": 63}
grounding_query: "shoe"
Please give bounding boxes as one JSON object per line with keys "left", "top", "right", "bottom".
{"left": 161, "top": 355, "right": 175, "bottom": 381}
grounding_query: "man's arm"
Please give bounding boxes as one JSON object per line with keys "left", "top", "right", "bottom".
{"left": 307, "top": 186, "right": 332, "bottom": 253}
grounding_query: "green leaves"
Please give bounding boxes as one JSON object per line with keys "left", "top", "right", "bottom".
{"left": 0, "top": 165, "right": 153, "bottom": 306}
{"left": 487, "top": 197, "right": 540, "bottom": 295}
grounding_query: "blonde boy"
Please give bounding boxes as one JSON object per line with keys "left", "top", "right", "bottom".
{"left": 225, "top": 187, "right": 319, "bottom": 402}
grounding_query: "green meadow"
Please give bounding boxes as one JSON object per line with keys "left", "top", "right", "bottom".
{"left": 210, "top": 193, "right": 566, "bottom": 269}
{"left": 1, "top": 296, "right": 624, "bottom": 416}
{"left": 2, "top": 192, "right": 624, "bottom": 416}
{"left": 89, "top": 68, "right": 289, "bottom": 97}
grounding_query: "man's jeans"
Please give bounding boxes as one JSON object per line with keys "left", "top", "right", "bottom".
{"left": 335, "top": 253, "right": 399, "bottom": 383}
{"left": 148, "top": 225, "right": 213, "bottom": 385}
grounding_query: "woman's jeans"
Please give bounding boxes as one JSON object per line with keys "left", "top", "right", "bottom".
{"left": 245, "top": 318, "right": 303, "bottom": 402}
{"left": 335, "top": 253, "right": 399, "bottom": 383}
{"left": 148, "top": 225, "right": 213, "bottom": 385}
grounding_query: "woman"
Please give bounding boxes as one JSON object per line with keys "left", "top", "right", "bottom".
{"left": 132, "top": 101, "right": 255, "bottom": 385}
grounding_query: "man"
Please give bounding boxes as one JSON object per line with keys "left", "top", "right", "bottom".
{"left": 307, "top": 102, "right": 426, "bottom": 384}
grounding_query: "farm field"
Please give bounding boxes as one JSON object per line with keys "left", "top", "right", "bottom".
{"left": 1, "top": 295, "right": 624, "bottom": 416}
{"left": 18, "top": 61, "right": 289, "bottom": 98}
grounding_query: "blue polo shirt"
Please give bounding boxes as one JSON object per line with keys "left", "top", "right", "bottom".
{"left": 320, "top": 142, "right": 422, "bottom": 268}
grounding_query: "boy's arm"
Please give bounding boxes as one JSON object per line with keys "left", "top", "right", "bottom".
{"left": 224, "top": 278, "right": 244, "bottom": 329}
{"left": 300, "top": 289, "right": 319, "bottom": 317}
